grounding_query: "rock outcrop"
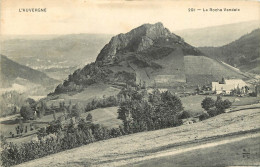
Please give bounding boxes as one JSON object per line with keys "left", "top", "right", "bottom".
{"left": 96, "top": 22, "right": 182, "bottom": 63}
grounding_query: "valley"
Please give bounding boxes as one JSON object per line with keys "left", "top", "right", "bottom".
{"left": 0, "top": 21, "right": 259, "bottom": 167}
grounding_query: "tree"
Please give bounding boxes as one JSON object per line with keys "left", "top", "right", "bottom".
{"left": 195, "top": 85, "right": 200, "bottom": 94}
{"left": 244, "top": 86, "right": 249, "bottom": 94}
{"left": 38, "top": 101, "right": 47, "bottom": 118}
{"left": 201, "top": 97, "right": 215, "bottom": 111}
{"left": 236, "top": 86, "right": 241, "bottom": 95}
{"left": 148, "top": 88, "right": 161, "bottom": 105}
{"left": 71, "top": 103, "right": 82, "bottom": 119}
{"left": 26, "top": 98, "right": 36, "bottom": 106}
{"left": 179, "top": 111, "right": 191, "bottom": 119}
{"left": 78, "top": 119, "right": 89, "bottom": 130}
{"left": 52, "top": 109, "right": 57, "bottom": 121}
{"left": 86, "top": 113, "right": 93, "bottom": 122}
{"left": 215, "top": 98, "right": 232, "bottom": 114}
{"left": 160, "top": 91, "right": 183, "bottom": 115}
{"left": 199, "top": 112, "right": 210, "bottom": 121}
{"left": 207, "top": 108, "right": 219, "bottom": 117}
{"left": 222, "top": 99, "right": 232, "bottom": 109}
{"left": 46, "top": 120, "right": 62, "bottom": 134}
{"left": 215, "top": 96, "right": 225, "bottom": 113}
{"left": 20, "top": 105, "right": 34, "bottom": 120}
{"left": 118, "top": 90, "right": 183, "bottom": 132}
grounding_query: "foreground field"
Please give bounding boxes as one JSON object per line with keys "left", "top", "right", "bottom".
{"left": 128, "top": 133, "right": 260, "bottom": 167}
{"left": 15, "top": 107, "right": 260, "bottom": 167}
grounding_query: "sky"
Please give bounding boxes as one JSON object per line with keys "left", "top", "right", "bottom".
{"left": 0, "top": 0, "right": 259, "bottom": 35}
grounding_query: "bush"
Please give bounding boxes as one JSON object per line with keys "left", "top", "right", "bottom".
{"left": 199, "top": 112, "right": 210, "bottom": 121}
{"left": 179, "top": 111, "right": 191, "bottom": 119}
{"left": 207, "top": 108, "right": 219, "bottom": 117}
{"left": 222, "top": 99, "right": 232, "bottom": 109}
{"left": 215, "top": 97, "right": 232, "bottom": 114}
{"left": 20, "top": 105, "right": 34, "bottom": 120}
{"left": 249, "top": 92, "right": 256, "bottom": 97}
{"left": 201, "top": 97, "right": 215, "bottom": 111}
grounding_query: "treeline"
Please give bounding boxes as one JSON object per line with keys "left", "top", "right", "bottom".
{"left": 51, "top": 62, "right": 112, "bottom": 94}
{"left": 84, "top": 83, "right": 147, "bottom": 112}
{"left": 1, "top": 117, "right": 125, "bottom": 167}
{"left": 85, "top": 96, "right": 118, "bottom": 112}
{"left": 118, "top": 88, "right": 184, "bottom": 133}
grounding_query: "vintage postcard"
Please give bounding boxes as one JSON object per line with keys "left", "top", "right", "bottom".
{"left": 0, "top": 0, "right": 259, "bottom": 166}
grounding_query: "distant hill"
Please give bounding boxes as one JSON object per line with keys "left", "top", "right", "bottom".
{"left": 51, "top": 22, "right": 247, "bottom": 95}
{"left": 0, "top": 55, "right": 58, "bottom": 87}
{"left": 176, "top": 20, "right": 259, "bottom": 47}
{"left": 0, "top": 34, "right": 112, "bottom": 80}
{"left": 199, "top": 29, "right": 260, "bottom": 74}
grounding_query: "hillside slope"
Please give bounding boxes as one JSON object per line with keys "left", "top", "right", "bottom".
{"left": 0, "top": 34, "right": 112, "bottom": 81}
{"left": 199, "top": 29, "right": 260, "bottom": 74}
{"left": 15, "top": 107, "right": 260, "bottom": 167}
{"left": 0, "top": 55, "right": 58, "bottom": 87}
{"left": 176, "top": 20, "right": 259, "bottom": 47}
{"left": 0, "top": 34, "right": 112, "bottom": 69}
{"left": 52, "top": 23, "right": 248, "bottom": 95}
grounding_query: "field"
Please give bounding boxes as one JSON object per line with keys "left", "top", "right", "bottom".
{"left": 1, "top": 107, "right": 121, "bottom": 144}
{"left": 129, "top": 134, "right": 260, "bottom": 167}
{"left": 82, "top": 107, "right": 121, "bottom": 128}
{"left": 46, "top": 84, "right": 120, "bottom": 107}
{"left": 181, "top": 95, "right": 259, "bottom": 116}
{"left": 1, "top": 95, "right": 258, "bottom": 144}
{"left": 14, "top": 107, "right": 260, "bottom": 167}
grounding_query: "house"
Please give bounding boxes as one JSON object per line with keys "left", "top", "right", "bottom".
{"left": 212, "top": 78, "right": 247, "bottom": 95}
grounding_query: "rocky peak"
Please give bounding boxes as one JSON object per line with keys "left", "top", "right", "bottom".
{"left": 96, "top": 22, "right": 180, "bottom": 63}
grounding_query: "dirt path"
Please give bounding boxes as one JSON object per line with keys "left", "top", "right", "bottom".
{"left": 117, "top": 132, "right": 260, "bottom": 167}
{"left": 129, "top": 131, "right": 260, "bottom": 167}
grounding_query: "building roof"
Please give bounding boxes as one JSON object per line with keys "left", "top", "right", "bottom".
{"left": 212, "top": 79, "right": 247, "bottom": 92}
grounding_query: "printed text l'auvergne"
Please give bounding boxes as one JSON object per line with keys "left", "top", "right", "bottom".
{"left": 19, "top": 8, "right": 47, "bottom": 12}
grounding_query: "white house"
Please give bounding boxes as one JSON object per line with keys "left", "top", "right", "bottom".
{"left": 212, "top": 79, "right": 247, "bottom": 95}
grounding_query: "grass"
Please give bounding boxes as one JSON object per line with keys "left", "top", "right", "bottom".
{"left": 82, "top": 107, "right": 122, "bottom": 128}
{"left": 46, "top": 83, "right": 120, "bottom": 107}
{"left": 15, "top": 107, "right": 260, "bottom": 167}
{"left": 1, "top": 94, "right": 258, "bottom": 144}
{"left": 1, "top": 106, "right": 121, "bottom": 144}
{"left": 181, "top": 95, "right": 259, "bottom": 116}
{"left": 131, "top": 135, "right": 260, "bottom": 167}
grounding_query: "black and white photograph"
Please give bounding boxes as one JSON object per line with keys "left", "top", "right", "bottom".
{"left": 0, "top": 0, "right": 259, "bottom": 166}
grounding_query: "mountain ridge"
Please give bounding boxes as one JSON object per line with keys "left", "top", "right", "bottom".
{"left": 0, "top": 55, "right": 58, "bottom": 87}
{"left": 176, "top": 20, "right": 259, "bottom": 47}
{"left": 199, "top": 28, "right": 260, "bottom": 74}
{"left": 51, "top": 22, "right": 248, "bottom": 95}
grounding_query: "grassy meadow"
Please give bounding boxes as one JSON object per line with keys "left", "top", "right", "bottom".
{"left": 1, "top": 92, "right": 258, "bottom": 145}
